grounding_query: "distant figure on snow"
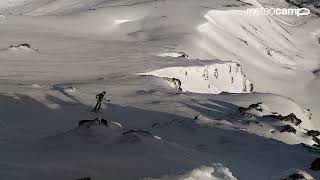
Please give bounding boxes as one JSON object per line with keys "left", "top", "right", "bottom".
{"left": 94, "top": 91, "right": 106, "bottom": 111}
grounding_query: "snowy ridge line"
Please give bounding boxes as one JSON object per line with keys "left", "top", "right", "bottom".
{"left": 139, "top": 61, "right": 253, "bottom": 94}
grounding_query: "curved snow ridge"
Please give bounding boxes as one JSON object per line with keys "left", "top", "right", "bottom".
{"left": 140, "top": 62, "right": 253, "bottom": 94}
{"left": 142, "top": 163, "right": 237, "bottom": 180}
{"left": 190, "top": 9, "right": 300, "bottom": 70}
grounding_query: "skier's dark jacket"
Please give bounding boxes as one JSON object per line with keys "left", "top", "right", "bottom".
{"left": 96, "top": 92, "right": 105, "bottom": 102}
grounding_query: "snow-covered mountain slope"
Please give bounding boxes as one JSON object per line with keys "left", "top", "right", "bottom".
{"left": 0, "top": 0, "right": 320, "bottom": 179}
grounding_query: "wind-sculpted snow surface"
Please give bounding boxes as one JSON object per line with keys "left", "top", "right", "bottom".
{"left": 140, "top": 62, "right": 253, "bottom": 94}
{"left": 194, "top": 10, "right": 297, "bottom": 66}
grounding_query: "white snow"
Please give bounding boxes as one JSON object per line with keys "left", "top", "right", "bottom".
{"left": 140, "top": 61, "right": 253, "bottom": 94}
{"left": 0, "top": 0, "right": 319, "bottom": 179}
{"left": 143, "top": 163, "right": 237, "bottom": 180}
{"left": 157, "top": 52, "right": 188, "bottom": 58}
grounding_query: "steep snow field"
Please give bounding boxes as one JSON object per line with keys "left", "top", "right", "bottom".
{"left": 0, "top": 0, "right": 320, "bottom": 179}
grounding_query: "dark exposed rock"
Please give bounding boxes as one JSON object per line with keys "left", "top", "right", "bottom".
{"left": 307, "top": 130, "right": 320, "bottom": 137}
{"left": 78, "top": 118, "right": 109, "bottom": 128}
{"left": 10, "top": 43, "right": 30, "bottom": 49}
{"left": 249, "top": 83, "right": 254, "bottom": 92}
{"left": 280, "top": 125, "right": 297, "bottom": 134}
{"left": 238, "top": 102, "right": 263, "bottom": 114}
{"left": 172, "top": 78, "right": 182, "bottom": 91}
{"left": 264, "top": 113, "right": 302, "bottom": 126}
{"left": 282, "top": 173, "right": 305, "bottom": 180}
{"left": 17, "top": 43, "right": 31, "bottom": 48}
{"left": 78, "top": 119, "right": 101, "bottom": 128}
{"left": 312, "top": 136, "right": 320, "bottom": 146}
{"left": 163, "top": 77, "right": 182, "bottom": 91}
{"left": 9, "top": 43, "right": 39, "bottom": 51}
{"left": 248, "top": 102, "right": 263, "bottom": 109}
{"left": 310, "top": 158, "right": 320, "bottom": 171}
{"left": 178, "top": 52, "right": 188, "bottom": 58}
{"left": 194, "top": 115, "right": 201, "bottom": 121}
{"left": 76, "top": 177, "right": 90, "bottom": 180}
{"left": 238, "top": 107, "right": 248, "bottom": 114}
{"left": 101, "top": 119, "right": 108, "bottom": 127}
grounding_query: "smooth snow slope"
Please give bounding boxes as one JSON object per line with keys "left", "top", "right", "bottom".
{"left": 0, "top": 0, "right": 320, "bottom": 179}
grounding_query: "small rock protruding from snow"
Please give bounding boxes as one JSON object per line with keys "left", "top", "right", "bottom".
{"left": 280, "top": 125, "right": 297, "bottom": 134}
{"left": 170, "top": 78, "right": 182, "bottom": 91}
{"left": 78, "top": 118, "right": 102, "bottom": 128}
{"left": 9, "top": 43, "right": 38, "bottom": 52}
{"left": 157, "top": 52, "right": 188, "bottom": 58}
{"left": 238, "top": 102, "right": 271, "bottom": 116}
{"left": 304, "top": 109, "right": 312, "bottom": 120}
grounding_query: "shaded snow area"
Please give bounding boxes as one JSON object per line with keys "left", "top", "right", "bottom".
{"left": 0, "top": 0, "right": 320, "bottom": 180}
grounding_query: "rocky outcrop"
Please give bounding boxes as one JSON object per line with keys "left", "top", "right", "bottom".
{"left": 280, "top": 125, "right": 297, "bottom": 134}
{"left": 238, "top": 102, "right": 264, "bottom": 114}
{"left": 307, "top": 130, "right": 320, "bottom": 137}
{"left": 171, "top": 78, "right": 182, "bottom": 91}
{"left": 264, "top": 113, "right": 302, "bottom": 126}
{"left": 9, "top": 43, "right": 38, "bottom": 52}
{"left": 79, "top": 119, "right": 101, "bottom": 128}
{"left": 10, "top": 43, "right": 31, "bottom": 49}
{"left": 78, "top": 118, "right": 108, "bottom": 128}
{"left": 310, "top": 158, "right": 320, "bottom": 171}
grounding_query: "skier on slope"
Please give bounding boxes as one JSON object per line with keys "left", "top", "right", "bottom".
{"left": 94, "top": 91, "right": 106, "bottom": 111}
